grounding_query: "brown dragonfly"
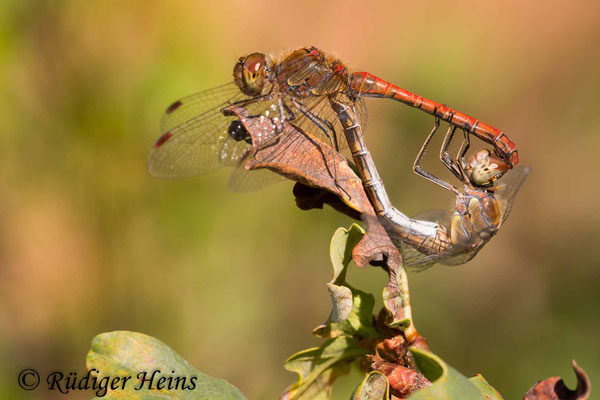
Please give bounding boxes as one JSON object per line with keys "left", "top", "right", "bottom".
{"left": 148, "top": 47, "right": 518, "bottom": 191}
{"left": 331, "top": 99, "right": 529, "bottom": 268}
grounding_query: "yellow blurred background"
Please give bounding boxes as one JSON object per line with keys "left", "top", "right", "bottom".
{"left": 1, "top": 1, "right": 599, "bottom": 399}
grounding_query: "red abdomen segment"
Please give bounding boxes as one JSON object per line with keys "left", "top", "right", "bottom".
{"left": 350, "top": 72, "right": 519, "bottom": 166}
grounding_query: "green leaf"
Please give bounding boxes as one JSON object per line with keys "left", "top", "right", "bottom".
{"left": 86, "top": 331, "right": 246, "bottom": 400}
{"left": 313, "top": 224, "right": 380, "bottom": 339}
{"left": 282, "top": 361, "right": 351, "bottom": 400}
{"left": 382, "top": 260, "right": 412, "bottom": 330}
{"left": 351, "top": 371, "right": 390, "bottom": 400}
{"left": 329, "top": 224, "right": 365, "bottom": 279}
{"left": 283, "top": 336, "right": 368, "bottom": 400}
{"left": 408, "top": 347, "right": 483, "bottom": 400}
{"left": 469, "top": 375, "right": 503, "bottom": 400}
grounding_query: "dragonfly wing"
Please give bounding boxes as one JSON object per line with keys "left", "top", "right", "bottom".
{"left": 288, "top": 93, "right": 368, "bottom": 154}
{"left": 397, "top": 245, "right": 443, "bottom": 270}
{"left": 148, "top": 83, "right": 252, "bottom": 178}
{"left": 439, "top": 249, "right": 479, "bottom": 266}
{"left": 495, "top": 165, "right": 531, "bottom": 226}
{"left": 411, "top": 209, "right": 481, "bottom": 267}
{"left": 288, "top": 95, "right": 345, "bottom": 151}
{"left": 352, "top": 92, "right": 369, "bottom": 131}
{"left": 227, "top": 152, "right": 286, "bottom": 193}
{"left": 160, "top": 83, "right": 244, "bottom": 133}
{"left": 399, "top": 236, "right": 478, "bottom": 268}
{"left": 413, "top": 209, "right": 452, "bottom": 228}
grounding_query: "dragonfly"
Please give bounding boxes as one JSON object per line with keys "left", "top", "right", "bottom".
{"left": 148, "top": 47, "right": 519, "bottom": 191}
{"left": 330, "top": 99, "right": 529, "bottom": 268}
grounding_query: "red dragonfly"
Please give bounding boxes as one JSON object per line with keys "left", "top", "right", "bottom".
{"left": 148, "top": 47, "right": 518, "bottom": 190}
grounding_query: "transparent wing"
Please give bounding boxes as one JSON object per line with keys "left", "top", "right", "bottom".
{"left": 410, "top": 208, "right": 480, "bottom": 266}
{"left": 148, "top": 83, "right": 253, "bottom": 178}
{"left": 160, "top": 83, "right": 243, "bottom": 133}
{"left": 288, "top": 93, "right": 368, "bottom": 153}
{"left": 396, "top": 245, "right": 442, "bottom": 270}
{"left": 495, "top": 165, "right": 531, "bottom": 226}
{"left": 396, "top": 237, "right": 477, "bottom": 269}
{"left": 228, "top": 155, "right": 286, "bottom": 193}
{"left": 439, "top": 249, "right": 479, "bottom": 266}
{"left": 413, "top": 209, "right": 452, "bottom": 227}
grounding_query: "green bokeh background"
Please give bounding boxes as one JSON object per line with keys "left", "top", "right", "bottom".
{"left": 1, "top": 1, "right": 599, "bottom": 399}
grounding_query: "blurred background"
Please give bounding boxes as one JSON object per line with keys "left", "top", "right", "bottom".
{"left": 1, "top": 1, "right": 599, "bottom": 399}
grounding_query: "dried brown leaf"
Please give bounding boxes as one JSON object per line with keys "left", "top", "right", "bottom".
{"left": 224, "top": 105, "right": 400, "bottom": 269}
{"left": 523, "top": 361, "right": 590, "bottom": 400}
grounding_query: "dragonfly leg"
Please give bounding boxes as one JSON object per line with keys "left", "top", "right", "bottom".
{"left": 291, "top": 99, "right": 340, "bottom": 151}
{"left": 455, "top": 129, "right": 470, "bottom": 179}
{"left": 439, "top": 125, "right": 466, "bottom": 182}
{"left": 290, "top": 98, "right": 348, "bottom": 197}
{"left": 413, "top": 119, "right": 459, "bottom": 194}
{"left": 281, "top": 100, "right": 296, "bottom": 123}
{"left": 456, "top": 129, "right": 470, "bottom": 160}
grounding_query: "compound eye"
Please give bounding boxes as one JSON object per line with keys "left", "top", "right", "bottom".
{"left": 466, "top": 149, "right": 509, "bottom": 187}
{"left": 233, "top": 52, "right": 268, "bottom": 96}
{"left": 243, "top": 53, "right": 266, "bottom": 78}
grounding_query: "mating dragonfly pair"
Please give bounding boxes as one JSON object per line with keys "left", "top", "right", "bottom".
{"left": 148, "top": 47, "right": 529, "bottom": 269}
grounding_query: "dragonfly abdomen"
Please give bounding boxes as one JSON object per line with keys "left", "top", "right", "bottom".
{"left": 349, "top": 71, "right": 519, "bottom": 167}
{"left": 403, "top": 221, "right": 453, "bottom": 255}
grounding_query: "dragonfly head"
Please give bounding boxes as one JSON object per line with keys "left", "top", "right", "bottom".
{"left": 234, "top": 52, "right": 271, "bottom": 97}
{"left": 463, "top": 149, "right": 510, "bottom": 188}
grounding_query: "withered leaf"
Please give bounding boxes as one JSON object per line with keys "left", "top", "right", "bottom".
{"left": 523, "top": 361, "right": 590, "bottom": 400}
{"left": 223, "top": 105, "right": 400, "bottom": 270}
{"left": 223, "top": 105, "right": 419, "bottom": 338}
{"left": 312, "top": 224, "right": 380, "bottom": 340}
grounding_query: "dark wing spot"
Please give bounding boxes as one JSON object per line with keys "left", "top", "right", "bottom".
{"left": 166, "top": 100, "right": 183, "bottom": 114}
{"left": 153, "top": 132, "right": 173, "bottom": 149}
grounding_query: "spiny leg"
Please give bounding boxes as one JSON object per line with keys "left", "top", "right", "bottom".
{"left": 291, "top": 98, "right": 339, "bottom": 150}
{"left": 291, "top": 98, "right": 349, "bottom": 197}
{"left": 456, "top": 129, "right": 470, "bottom": 160}
{"left": 454, "top": 129, "right": 470, "bottom": 179}
{"left": 439, "top": 125, "right": 465, "bottom": 181}
{"left": 413, "top": 118, "right": 459, "bottom": 194}
{"left": 281, "top": 99, "right": 296, "bottom": 123}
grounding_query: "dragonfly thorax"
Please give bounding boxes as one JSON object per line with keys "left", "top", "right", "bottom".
{"left": 450, "top": 189, "right": 501, "bottom": 250}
